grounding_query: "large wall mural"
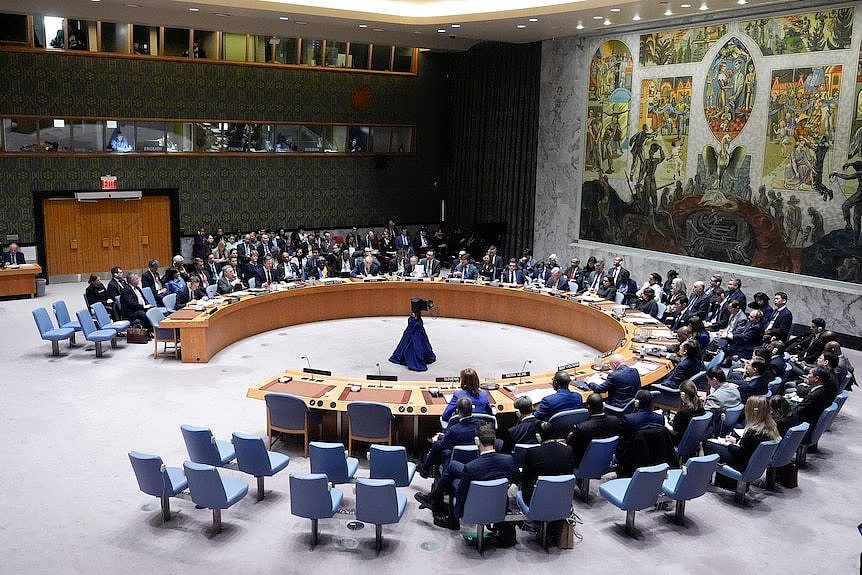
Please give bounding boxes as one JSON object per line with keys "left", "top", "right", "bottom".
{"left": 579, "top": 7, "right": 862, "bottom": 285}
{"left": 639, "top": 25, "right": 727, "bottom": 66}
{"left": 741, "top": 8, "right": 854, "bottom": 56}
{"left": 585, "top": 40, "right": 633, "bottom": 180}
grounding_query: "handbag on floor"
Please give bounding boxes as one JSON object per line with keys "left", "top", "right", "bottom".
{"left": 775, "top": 463, "right": 798, "bottom": 489}
{"left": 126, "top": 322, "right": 149, "bottom": 344}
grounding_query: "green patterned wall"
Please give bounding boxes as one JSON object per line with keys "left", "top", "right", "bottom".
{"left": 0, "top": 51, "right": 448, "bottom": 240}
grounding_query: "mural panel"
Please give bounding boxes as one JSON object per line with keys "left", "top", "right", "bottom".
{"left": 741, "top": 8, "right": 854, "bottom": 56}
{"left": 639, "top": 25, "right": 727, "bottom": 66}
{"left": 703, "top": 38, "right": 755, "bottom": 144}
{"left": 585, "top": 40, "right": 633, "bottom": 181}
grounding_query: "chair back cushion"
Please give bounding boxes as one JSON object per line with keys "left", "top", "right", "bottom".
{"left": 309, "top": 441, "right": 349, "bottom": 483}
{"left": 289, "top": 473, "right": 332, "bottom": 519}
{"left": 369, "top": 445, "right": 408, "bottom": 486}
{"left": 740, "top": 439, "right": 781, "bottom": 481}
{"left": 75, "top": 308, "right": 99, "bottom": 336}
{"left": 622, "top": 463, "right": 669, "bottom": 511}
{"left": 232, "top": 432, "right": 271, "bottom": 476}
{"left": 347, "top": 401, "right": 393, "bottom": 439}
{"left": 32, "top": 308, "right": 55, "bottom": 337}
{"left": 770, "top": 422, "right": 809, "bottom": 468}
{"left": 183, "top": 460, "right": 227, "bottom": 508}
{"left": 674, "top": 453, "right": 719, "bottom": 500}
{"left": 461, "top": 478, "right": 509, "bottom": 525}
{"left": 92, "top": 302, "right": 112, "bottom": 328}
{"left": 575, "top": 435, "right": 619, "bottom": 479}
{"left": 181, "top": 424, "right": 221, "bottom": 466}
{"left": 355, "top": 478, "right": 398, "bottom": 524}
{"left": 128, "top": 451, "right": 167, "bottom": 497}
{"left": 676, "top": 412, "right": 713, "bottom": 459}
{"left": 52, "top": 301, "right": 73, "bottom": 326}
{"left": 265, "top": 393, "right": 308, "bottom": 431}
{"left": 548, "top": 408, "right": 589, "bottom": 438}
{"left": 526, "top": 475, "right": 576, "bottom": 521}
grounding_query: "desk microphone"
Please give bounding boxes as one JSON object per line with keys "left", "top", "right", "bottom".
{"left": 617, "top": 338, "right": 627, "bottom": 349}
{"left": 519, "top": 360, "right": 532, "bottom": 384}
{"left": 376, "top": 362, "right": 382, "bottom": 377}
{"left": 301, "top": 355, "right": 311, "bottom": 369}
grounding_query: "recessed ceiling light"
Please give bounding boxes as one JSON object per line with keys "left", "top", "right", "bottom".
{"left": 737, "top": 0, "right": 747, "bottom": 4}
{"left": 528, "top": 18, "right": 538, "bottom": 22}
{"left": 418, "top": 48, "right": 430, "bottom": 52}
{"left": 359, "top": 24, "right": 367, "bottom": 28}
{"left": 592, "top": 15, "right": 603, "bottom": 20}
{"left": 437, "top": 29, "right": 446, "bottom": 33}
{"left": 633, "top": 14, "right": 641, "bottom": 21}
{"left": 125, "top": 3, "right": 140, "bottom": 7}
{"left": 576, "top": 21, "right": 584, "bottom": 29}
{"left": 610, "top": 8, "right": 620, "bottom": 12}
{"left": 681, "top": 3, "right": 692, "bottom": 7}
{"left": 700, "top": 1, "right": 709, "bottom": 9}
{"left": 603, "top": 18, "right": 611, "bottom": 25}
{"left": 188, "top": 7, "right": 199, "bottom": 11}
{"left": 90, "top": 0, "right": 100, "bottom": 3}
{"left": 214, "top": 13, "right": 230, "bottom": 17}
{"left": 516, "top": 24, "right": 527, "bottom": 28}
{"left": 664, "top": 6, "right": 673, "bottom": 15}
{"left": 279, "top": 16, "right": 289, "bottom": 21}
{"left": 451, "top": 24, "right": 461, "bottom": 28}
{"left": 295, "top": 20, "right": 307, "bottom": 24}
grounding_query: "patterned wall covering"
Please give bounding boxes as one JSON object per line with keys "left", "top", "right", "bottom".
{"left": 0, "top": 51, "right": 448, "bottom": 241}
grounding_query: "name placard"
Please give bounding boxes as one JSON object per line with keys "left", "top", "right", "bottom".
{"left": 501, "top": 371, "right": 530, "bottom": 379}
{"left": 303, "top": 367, "right": 332, "bottom": 376}
{"left": 435, "top": 376, "right": 460, "bottom": 383}
{"left": 557, "top": 362, "right": 580, "bottom": 371}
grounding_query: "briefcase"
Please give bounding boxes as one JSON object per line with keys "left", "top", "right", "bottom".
{"left": 775, "top": 463, "right": 798, "bottom": 489}
{"left": 126, "top": 324, "right": 149, "bottom": 344}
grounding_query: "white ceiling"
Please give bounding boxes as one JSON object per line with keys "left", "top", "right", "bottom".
{"left": 0, "top": 0, "right": 840, "bottom": 51}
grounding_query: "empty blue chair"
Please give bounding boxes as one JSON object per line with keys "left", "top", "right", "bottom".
{"left": 450, "top": 444, "right": 479, "bottom": 466}
{"left": 355, "top": 478, "right": 408, "bottom": 552}
{"left": 717, "top": 403, "right": 744, "bottom": 437}
{"left": 650, "top": 382, "right": 682, "bottom": 410}
{"left": 181, "top": 424, "right": 236, "bottom": 466}
{"left": 599, "top": 463, "right": 669, "bottom": 536}
{"left": 346, "top": 401, "right": 395, "bottom": 455}
{"left": 141, "top": 286, "right": 168, "bottom": 315}
{"left": 604, "top": 398, "right": 636, "bottom": 416}
{"left": 548, "top": 408, "right": 589, "bottom": 439}
{"left": 265, "top": 392, "right": 322, "bottom": 456}
{"left": 798, "top": 403, "right": 839, "bottom": 466}
{"left": 690, "top": 370, "right": 709, "bottom": 390}
{"left": 369, "top": 444, "right": 416, "bottom": 487}
{"left": 767, "top": 377, "right": 783, "bottom": 397}
{"left": 675, "top": 412, "right": 713, "bottom": 461}
{"left": 289, "top": 473, "right": 344, "bottom": 547}
{"left": 309, "top": 441, "right": 359, "bottom": 484}
{"left": 705, "top": 350, "right": 725, "bottom": 371}
{"left": 51, "top": 300, "right": 81, "bottom": 345}
{"left": 232, "top": 432, "right": 290, "bottom": 500}
{"left": 573, "top": 435, "right": 619, "bottom": 502}
{"left": 473, "top": 413, "right": 498, "bottom": 429}
{"left": 162, "top": 292, "right": 178, "bottom": 312}
{"left": 92, "top": 301, "right": 131, "bottom": 333}
{"left": 830, "top": 391, "right": 850, "bottom": 428}
{"left": 516, "top": 474, "right": 576, "bottom": 550}
{"left": 715, "top": 439, "right": 781, "bottom": 504}
{"left": 146, "top": 307, "right": 179, "bottom": 359}
{"left": 128, "top": 451, "right": 188, "bottom": 522}
{"left": 183, "top": 461, "right": 248, "bottom": 533}
{"left": 32, "top": 307, "right": 76, "bottom": 356}
{"left": 513, "top": 443, "right": 540, "bottom": 469}
{"left": 661, "top": 453, "right": 719, "bottom": 523}
{"left": 75, "top": 308, "right": 117, "bottom": 357}
{"left": 205, "top": 284, "right": 219, "bottom": 298}
{"left": 765, "top": 422, "right": 809, "bottom": 489}
{"left": 460, "top": 478, "right": 510, "bottom": 555}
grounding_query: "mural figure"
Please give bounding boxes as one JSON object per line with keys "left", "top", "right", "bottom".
{"left": 638, "top": 76, "right": 692, "bottom": 191}
{"left": 639, "top": 25, "right": 727, "bottom": 66}
{"left": 703, "top": 38, "right": 755, "bottom": 143}
{"left": 586, "top": 40, "right": 633, "bottom": 180}
{"left": 742, "top": 8, "right": 853, "bottom": 56}
{"left": 829, "top": 161, "right": 862, "bottom": 246}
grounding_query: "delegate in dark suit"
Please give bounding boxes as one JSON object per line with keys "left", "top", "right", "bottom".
{"left": 175, "top": 285, "right": 207, "bottom": 308}
{"left": 119, "top": 283, "right": 151, "bottom": 327}
{"left": 520, "top": 441, "right": 575, "bottom": 503}
{"left": 796, "top": 381, "right": 838, "bottom": 427}
{"left": 350, "top": 260, "right": 380, "bottom": 278}
{"left": 621, "top": 408, "right": 665, "bottom": 433}
{"left": 1, "top": 250, "right": 25, "bottom": 264}
{"left": 501, "top": 267, "right": 525, "bottom": 285}
{"left": 453, "top": 452, "right": 517, "bottom": 518}
{"left": 659, "top": 356, "right": 705, "bottom": 389}
{"left": 737, "top": 374, "right": 769, "bottom": 404}
{"left": 568, "top": 413, "right": 622, "bottom": 466}
{"left": 589, "top": 364, "right": 641, "bottom": 408}
{"left": 501, "top": 415, "right": 540, "bottom": 453}
{"left": 420, "top": 416, "right": 481, "bottom": 472}
{"left": 764, "top": 307, "right": 793, "bottom": 342}
{"left": 726, "top": 319, "right": 764, "bottom": 359}
{"left": 534, "top": 388, "right": 583, "bottom": 421}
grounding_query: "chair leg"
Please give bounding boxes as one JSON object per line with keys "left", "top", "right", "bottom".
{"left": 256, "top": 476, "right": 265, "bottom": 501}
{"left": 797, "top": 445, "right": 808, "bottom": 467}
{"left": 95, "top": 341, "right": 104, "bottom": 358}
{"left": 765, "top": 467, "right": 777, "bottom": 490}
{"left": 541, "top": 521, "right": 549, "bottom": 551}
{"left": 624, "top": 510, "right": 636, "bottom": 536}
{"left": 111, "top": 336, "right": 118, "bottom": 349}
{"left": 734, "top": 481, "right": 747, "bottom": 505}
{"left": 580, "top": 478, "right": 591, "bottom": 503}
{"left": 310, "top": 518, "right": 319, "bottom": 547}
{"left": 51, "top": 340, "right": 60, "bottom": 356}
{"left": 674, "top": 500, "right": 686, "bottom": 524}
{"left": 476, "top": 524, "right": 485, "bottom": 556}
{"left": 69, "top": 333, "right": 76, "bottom": 346}
{"left": 375, "top": 524, "right": 383, "bottom": 553}
{"left": 212, "top": 508, "right": 222, "bottom": 533}
{"left": 160, "top": 495, "right": 171, "bottom": 522}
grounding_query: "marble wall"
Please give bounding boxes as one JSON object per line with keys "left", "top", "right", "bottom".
{"left": 535, "top": 4, "right": 862, "bottom": 339}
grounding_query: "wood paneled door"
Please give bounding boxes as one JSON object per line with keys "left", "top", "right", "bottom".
{"left": 42, "top": 195, "right": 172, "bottom": 278}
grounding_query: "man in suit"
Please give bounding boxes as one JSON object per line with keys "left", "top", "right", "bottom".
{"left": 217, "top": 264, "right": 245, "bottom": 294}
{"left": 724, "top": 278, "right": 746, "bottom": 309}
{"left": 764, "top": 292, "right": 793, "bottom": 342}
{"left": 141, "top": 260, "right": 166, "bottom": 305}
{"left": 105, "top": 266, "right": 127, "bottom": 318}
{"left": 236, "top": 233, "right": 255, "bottom": 264}
{"left": 703, "top": 367, "right": 741, "bottom": 414}
{"left": 413, "top": 228, "right": 434, "bottom": 256}
{"left": 501, "top": 397, "right": 540, "bottom": 453}
{"left": 567, "top": 393, "right": 623, "bottom": 466}
{"left": 119, "top": 273, "right": 152, "bottom": 328}
{"left": 678, "top": 281, "right": 710, "bottom": 325}
{"left": 361, "top": 229, "right": 378, "bottom": 251}
{"left": 175, "top": 274, "right": 206, "bottom": 308}
{"left": 520, "top": 421, "right": 575, "bottom": 503}
{"left": 545, "top": 267, "right": 570, "bottom": 291}
{"left": 564, "top": 258, "right": 582, "bottom": 286}
{"left": 607, "top": 255, "right": 627, "bottom": 284}
{"left": 394, "top": 227, "right": 412, "bottom": 253}
{"left": 191, "top": 257, "right": 212, "bottom": 290}
{"left": 735, "top": 358, "right": 770, "bottom": 403}
{"left": 2, "top": 242, "right": 25, "bottom": 264}
{"left": 621, "top": 389, "right": 665, "bottom": 433}
{"left": 350, "top": 255, "right": 380, "bottom": 278}
{"left": 421, "top": 249, "right": 442, "bottom": 278}
{"left": 582, "top": 259, "right": 606, "bottom": 292}
{"left": 259, "top": 255, "right": 279, "bottom": 287}
{"left": 721, "top": 309, "right": 764, "bottom": 359}
{"left": 535, "top": 371, "right": 584, "bottom": 420}
{"left": 795, "top": 367, "right": 838, "bottom": 427}
{"left": 501, "top": 259, "right": 525, "bottom": 285}
{"left": 588, "top": 354, "right": 641, "bottom": 409}
{"left": 451, "top": 254, "right": 478, "bottom": 280}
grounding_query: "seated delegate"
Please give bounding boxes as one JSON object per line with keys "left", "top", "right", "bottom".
{"left": 440, "top": 368, "right": 494, "bottom": 423}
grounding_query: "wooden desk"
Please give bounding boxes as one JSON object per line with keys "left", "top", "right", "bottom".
{"left": 0, "top": 264, "right": 42, "bottom": 297}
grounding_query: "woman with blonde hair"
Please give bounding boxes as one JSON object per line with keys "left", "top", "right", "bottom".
{"left": 704, "top": 395, "right": 780, "bottom": 469}
{"left": 440, "top": 367, "right": 494, "bottom": 422}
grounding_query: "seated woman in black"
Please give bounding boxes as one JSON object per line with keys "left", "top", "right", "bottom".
{"left": 659, "top": 339, "right": 705, "bottom": 389}
{"left": 769, "top": 395, "right": 798, "bottom": 437}
{"left": 634, "top": 286, "right": 660, "bottom": 318}
{"left": 666, "top": 380, "right": 706, "bottom": 446}
{"left": 688, "top": 316, "right": 710, "bottom": 350}
{"left": 704, "top": 395, "right": 780, "bottom": 469}
{"left": 596, "top": 275, "right": 617, "bottom": 301}
{"left": 85, "top": 274, "right": 114, "bottom": 315}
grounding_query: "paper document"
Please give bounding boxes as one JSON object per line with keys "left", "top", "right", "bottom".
{"left": 631, "top": 361, "right": 662, "bottom": 375}
{"left": 516, "top": 388, "right": 555, "bottom": 404}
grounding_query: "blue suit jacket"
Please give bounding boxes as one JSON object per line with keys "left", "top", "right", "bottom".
{"left": 765, "top": 307, "right": 793, "bottom": 342}
{"left": 534, "top": 388, "right": 584, "bottom": 420}
{"left": 501, "top": 268, "right": 525, "bottom": 284}
{"left": 424, "top": 417, "right": 481, "bottom": 468}
{"left": 661, "top": 356, "right": 705, "bottom": 389}
{"left": 738, "top": 375, "right": 769, "bottom": 403}
{"left": 590, "top": 365, "right": 641, "bottom": 408}
{"left": 728, "top": 320, "right": 764, "bottom": 359}
{"left": 621, "top": 409, "right": 665, "bottom": 432}
{"left": 441, "top": 390, "right": 494, "bottom": 422}
{"left": 350, "top": 261, "right": 380, "bottom": 277}
{"left": 454, "top": 452, "right": 517, "bottom": 517}
{"left": 2, "top": 251, "right": 25, "bottom": 264}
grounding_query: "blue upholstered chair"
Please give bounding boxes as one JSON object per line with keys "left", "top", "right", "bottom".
{"left": 162, "top": 292, "right": 177, "bottom": 312}
{"left": 675, "top": 412, "right": 713, "bottom": 461}
{"left": 92, "top": 301, "right": 131, "bottom": 333}
{"left": 355, "top": 478, "right": 408, "bottom": 552}
{"left": 146, "top": 307, "right": 179, "bottom": 359}
{"left": 573, "top": 435, "right": 619, "bottom": 502}
{"left": 309, "top": 441, "right": 359, "bottom": 484}
{"left": 346, "top": 401, "right": 395, "bottom": 455}
{"left": 289, "top": 473, "right": 344, "bottom": 547}
{"left": 183, "top": 460, "right": 248, "bottom": 533}
{"left": 513, "top": 443, "right": 540, "bottom": 469}
{"left": 604, "top": 398, "right": 637, "bottom": 416}
{"left": 450, "top": 444, "right": 479, "bottom": 466}
{"left": 715, "top": 439, "right": 780, "bottom": 504}
{"left": 232, "top": 432, "right": 290, "bottom": 500}
{"left": 75, "top": 308, "right": 117, "bottom": 357}
{"left": 767, "top": 377, "right": 783, "bottom": 397}
{"left": 51, "top": 300, "right": 81, "bottom": 345}
{"left": 798, "top": 403, "right": 839, "bottom": 467}
{"left": 265, "top": 392, "right": 322, "bottom": 456}
{"left": 205, "top": 284, "right": 219, "bottom": 298}
{"left": 460, "top": 478, "right": 510, "bottom": 555}
{"left": 765, "top": 422, "right": 809, "bottom": 489}
{"left": 369, "top": 444, "right": 416, "bottom": 487}
{"left": 599, "top": 462, "right": 669, "bottom": 536}
{"left": 661, "top": 453, "right": 719, "bottom": 523}
{"left": 717, "top": 403, "right": 744, "bottom": 437}
{"left": 650, "top": 381, "right": 684, "bottom": 410}
{"left": 516, "top": 474, "right": 576, "bottom": 550}
{"left": 705, "top": 350, "right": 725, "bottom": 371}
{"left": 180, "top": 424, "right": 236, "bottom": 467}
{"left": 830, "top": 390, "right": 850, "bottom": 429}
{"left": 548, "top": 408, "right": 589, "bottom": 439}
{"left": 32, "top": 307, "right": 76, "bottom": 356}
{"left": 141, "top": 286, "right": 168, "bottom": 315}
{"left": 473, "top": 413, "right": 498, "bottom": 429}
{"left": 128, "top": 451, "right": 188, "bottom": 522}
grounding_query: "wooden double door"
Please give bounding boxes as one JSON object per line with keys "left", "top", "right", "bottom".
{"left": 42, "top": 195, "right": 172, "bottom": 278}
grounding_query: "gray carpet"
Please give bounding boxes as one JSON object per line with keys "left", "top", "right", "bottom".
{"left": 2, "top": 280, "right": 860, "bottom": 574}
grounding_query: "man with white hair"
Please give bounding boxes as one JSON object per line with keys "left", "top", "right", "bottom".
{"left": 588, "top": 354, "right": 641, "bottom": 408}
{"left": 2, "top": 242, "right": 25, "bottom": 265}
{"left": 217, "top": 264, "right": 245, "bottom": 294}
{"left": 545, "top": 267, "right": 570, "bottom": 291}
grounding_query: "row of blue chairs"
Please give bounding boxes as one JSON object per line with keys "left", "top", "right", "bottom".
{"left": 33, "top": 301, "right": 120, "bottom": 358}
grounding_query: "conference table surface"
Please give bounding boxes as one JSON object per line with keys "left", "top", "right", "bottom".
{"left": 0, "top": 264, "right": 42, "bottom": 297}
{"left": 160, "top": 279, "right": 676, "bottom": 420}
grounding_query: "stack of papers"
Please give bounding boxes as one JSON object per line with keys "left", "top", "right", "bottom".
{"left": 516, "top": 388, "right": 555, "bottom": 404}
{"left": 631, "top": 361, "right": 662, "bottom": 375}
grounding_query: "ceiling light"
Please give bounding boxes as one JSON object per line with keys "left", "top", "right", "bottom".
{"left": 279, "top": 16, "right": 289, "bottom": 20}
{"left": 373, "top": 28, "right": 384, "bottom": 32}
{"left": 700, "top": 2, "right": 709, "bottom": 10}
{"left": 576, "top": 21, "right": 584, "bottom": 29}
{"left": 437, "top": 29, "right": 446, "bottom": 33}
{"left": 125, "top": 3, "right": 140, "bottom": 7}
{"left": 295, "top": 20, "right": 307, "bottom": 24}
{"left": 214, "top": 13, "right": 230, "bottom": 17}
{"left": 592, "top": 15, "right": 603, "bottom": 20}
{"left": 633, "top": 14, "right": 641, "bottom": 21}
{"left": 418, "top": 48, "right": 430, "bottom": 52}
{"left": 189, "top": 7, "right": 199, "bottom": 11}
{"left": 664, "top": 6, "right": 673, "bottom": 15}
{"left": 610, "top": 8, "right": 620, "bottom": 12}
{"left": 737, "top": 0, "right": 747, "bottom": 4}
{"left": 603, "top": 18, "right": 611, "bottom": 25}
{"left": 681, "top": 3, "right": 692, "bottom": 7}
{"left": 359, "top": 24, "right": 367, "bottom": 28}
{"left": 451, "top": 24, "right": 461, "bottom": 28}
{"left": 517, "top": 24, "right": 527, "bottom": 28}
{"left": 528, "top": 18, "right": 538, "bottom": 22}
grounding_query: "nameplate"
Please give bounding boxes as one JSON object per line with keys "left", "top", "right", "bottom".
{"left": 142, "top": 145, "right": 163, "bottom": 152}
{"left": 363, "top": 276, "right": 383, "bottom": 282}
{"left": 501, "top": 371, "right": 530, "bottom": 379}
{"left": 366, "top": 374, "right": 398, "bottom": 381}
{"left": 557, "top": 362, "right": 581, "bottom": 371}
{"left": 404, "top": 276, "right": 426, "bottom": 282}
{"left": 435, "top": 376, "right": 460, "bottom": 383}
{"left": 446, "top": 278, "right": 463, "bottom": 283}
{"left": 303, "top": 367, "right": 332, "bottom": 376}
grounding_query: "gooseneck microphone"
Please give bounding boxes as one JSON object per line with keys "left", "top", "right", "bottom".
{"left": 376, "top": 362, "right": 382, "bottom": 377}
{"left": 519, "top": 360, "right": 532, "bottom": 384}
{"left": 301, "top": 355, "right": 311, "bottom": 369}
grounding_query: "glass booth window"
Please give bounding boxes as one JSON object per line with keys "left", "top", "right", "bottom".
{"left": 0, "top": 13, "right": 29, "bottom": 45}
{"left": 300, "top": 38, "right": 322, "bottom": 66}
{"left": 36, "top": 119, "right": 71, "bottom": 151}
{"left": 66, "top": 19, "right": 95, "bottom": 51}
{"left": 135, "top": 122, "right": 167, "bottom": 152}
{"left": 250, "top": 34, "right": 274, "bottom": 63}
{"left": 132, "top": 24, "right": 157, "bottom": 55}
{"left": 192, "top": 30, "right": 215, "bottom": 59}
{"left": 274, "top": 124, "right": 302, "bottom": 152}
{"left": 391, "top": 127, "right": 412, "bottom": 153}
{"left": 163, "top": 27, "right": 189, "bottom": 57}
{"left": 324, "top": 41, "right": 347, "bottom": 67}
{"left": 349, "top": 43, "right": 369, "bottom": 69}
{"left": 249, "top": 124, "right": 274, "bottom": 152}
{"left": 393, "top": 47, "right": 413, "bottom": 73}
{"left": 106, "top": 120, "right": 135, "bottom": 152}
{"left": 275, "top": 37, "right": 298, "bottom": 64}
{"left": 348, "top": 127, "right": 369, "bottom": 152}
{"left": 4, "top": 118, "right": 37, "bottom": 151}
{"left": 370, "top": 44, "right": 392, "bottom": 71}
{"left": 39, "top": 16, "right": 65, "bottom": 50}
{"left": 72, "top": 120, "right": 106, "bottom": 152}
{"left": 100, "top": 22, "right": 129, "bottom": 54}
{"left": 193, "top": 122, "right": 225, "bottom": 152}
{"left": 369, "top": 126, "right": 391, "bottom": 153}
{"left": 222, "top": 33, "right": 247, "bottom": 61}
{"left": 167, "top": 123, "right": 194, "bottom": 152}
